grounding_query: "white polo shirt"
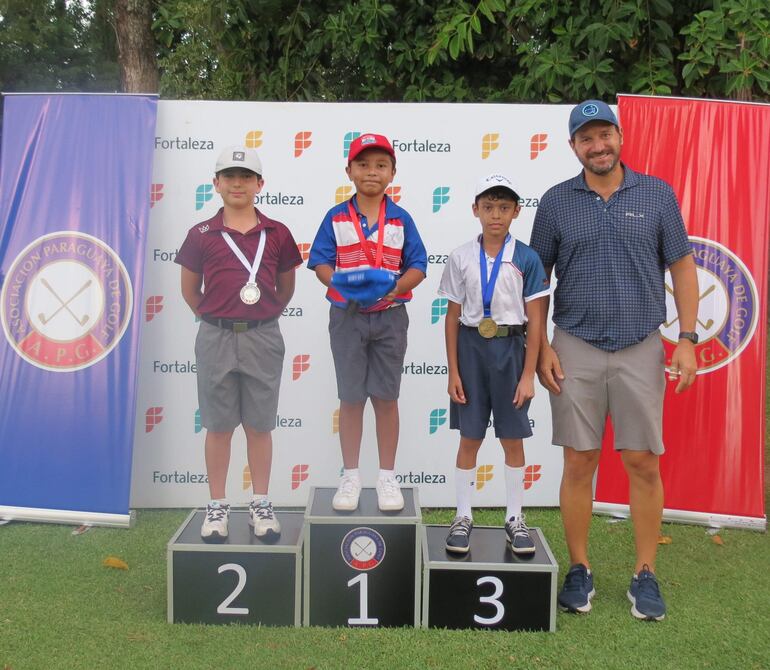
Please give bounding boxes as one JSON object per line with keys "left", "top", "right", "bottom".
{"left": 438, "top": 235, "right": 550, "bottom": 327}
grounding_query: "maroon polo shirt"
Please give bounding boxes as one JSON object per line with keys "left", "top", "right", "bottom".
{"left": 176, "top": 207, "right": 303, "bottom": 319}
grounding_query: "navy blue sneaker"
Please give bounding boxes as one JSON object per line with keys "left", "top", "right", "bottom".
{"left": 628, "top": 565, "right": 666, "bottom": 621}
{"left": 558, "top": 563, "right": 595, "bottom": 613}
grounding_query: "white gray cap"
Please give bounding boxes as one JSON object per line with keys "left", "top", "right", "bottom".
{"left": 215, "top": 145, "right": 263, "bottom": 175}
{"left": 475, "top": 173, "right": 519, "bottom": 200}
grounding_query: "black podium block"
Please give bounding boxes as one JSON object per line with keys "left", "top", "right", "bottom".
{"left": 303, "top": 486, "right": 421, "bottom": 627}
{"left": 421, "top": 524, "right": 558, "bottom": 632}
{"left": 167, "top": 509, "right": 303, "bottom": 626}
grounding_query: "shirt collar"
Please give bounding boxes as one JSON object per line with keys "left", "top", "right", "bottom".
{"left": 571, "top": 163, "right": 639, "bottom": 193}
{"left": 203, "top": 207, "right": 276, "bottom": 234}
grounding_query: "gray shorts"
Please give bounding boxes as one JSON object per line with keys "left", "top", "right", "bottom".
{"left": 550, "top": 327, "right": 665, "bottom": 454}
{"left": 329, "top": 304, "right": 409, "bottom": 402}
{"left": 194, "top": 319, "right": 284, "bottom": 432}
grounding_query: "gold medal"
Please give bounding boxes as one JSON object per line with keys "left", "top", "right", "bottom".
{"left": 240, "top": 282, "right": 261, "bottom": 305}
{"left": 478, "top": 317, "right": 498, "bottom": 338}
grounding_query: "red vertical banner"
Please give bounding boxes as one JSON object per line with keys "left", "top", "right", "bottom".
{"left": 594, "top": 95, "right": 768, "bottom": 525}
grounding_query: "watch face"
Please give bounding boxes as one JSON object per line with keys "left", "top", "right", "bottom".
{"left": 680, "top": 332, "right": 699, "bottom": 344}
{"left": 340, "top": 527, "right": 386, "bottom": 571}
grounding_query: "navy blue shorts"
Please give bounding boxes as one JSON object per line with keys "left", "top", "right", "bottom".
{"left": 449, "top": 326, "right": 533, "bottom": 440}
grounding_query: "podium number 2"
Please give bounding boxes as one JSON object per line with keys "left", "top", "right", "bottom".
{"left": 474, "top": 576, "right": 504, "bottom": 625}
{"left": 347, "top": 573, "right": 379, "bottom": 625}
{"left": 217, "top": 563, "right": 249, "bottom": 615}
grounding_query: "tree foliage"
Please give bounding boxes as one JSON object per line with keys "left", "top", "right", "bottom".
{"left": 0, "top": 0, "right": 767, "bottom": 103}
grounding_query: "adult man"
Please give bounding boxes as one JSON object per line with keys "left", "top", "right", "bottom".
{"left": 530, "top": 100, "right": 699, "bottom": 621}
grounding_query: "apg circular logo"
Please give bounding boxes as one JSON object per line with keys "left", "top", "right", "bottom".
{"left": 582, "top": 103, "right": 599, "bottom": 117}
{"left": 661, "top": 237, "right": 757, "bottom": 374}
{"left": 341, "top": 527, "right": 386, "bottom": 571}
{"left": 1, "top": 231, "right": 133, "bottom": 371}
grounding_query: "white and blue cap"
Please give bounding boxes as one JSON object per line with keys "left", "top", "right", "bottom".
{"left": 568, "top": 100, "right": 618, "bottom": 138}
{"left": 215, "top": 145, "right": 263, "bottom": 176}
{"left": 475, "top": 173, "right": 520, "bottom": 201}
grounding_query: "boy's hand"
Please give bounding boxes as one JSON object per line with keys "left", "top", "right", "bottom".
{"left": 448, "top": 372, "right": 466, "bottom": 404}
{"left": 513, "top": 376, "right": 535, "bottom": 408}
{"left": 537, "top": 343, "right": 565, "bottom": 394}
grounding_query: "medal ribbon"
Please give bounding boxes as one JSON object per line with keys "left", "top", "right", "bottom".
{"left": 222, "top": 229, "right": 267, "bottom": 285}
{"left": 347, "top": 197, "right": 386, "bottom": 268}
{"left": 479, "top": 234, "right": 510, "bottom": 319}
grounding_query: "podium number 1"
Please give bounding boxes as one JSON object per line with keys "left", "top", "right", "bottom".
{"left": 217, "top": 563, "right": 249, "bottom": 615}
{"left": 474, "top": 576, "right": 504, "bottom": 625}
{"left": 347, "top": 573, "right": 379, "bottom": 625}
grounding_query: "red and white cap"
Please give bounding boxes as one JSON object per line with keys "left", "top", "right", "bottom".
{"left": 347, "top": 134, "right": 396, "bottom": 163}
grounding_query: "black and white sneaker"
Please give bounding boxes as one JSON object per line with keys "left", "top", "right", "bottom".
{"left": 201, "top": 502, "right": 230, "bottom": 543}
{"left": 445, "top": 515, "right": 473, "bottom": 554}
{"left": 249, "top": 499, "right": 281, "bottom": 538}
{"left": 505, "top": 514, "right": 536, "bottom": 554}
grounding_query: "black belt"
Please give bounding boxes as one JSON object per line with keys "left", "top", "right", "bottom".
{"left": 201, "top": 315, "right": 276, "bottom": 333}
{"left": 462, "top": 323, "right": 525, "bottom": 338}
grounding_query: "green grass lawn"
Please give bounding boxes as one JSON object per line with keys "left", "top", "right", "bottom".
{"left": 1, "top": 504, "right": 768, "bottom": 670}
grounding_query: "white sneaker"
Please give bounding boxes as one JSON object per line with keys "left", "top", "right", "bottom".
{"left": 376, "top": 475, "right": 404, "bottom": 512}
{"left": 249, "top": 499, "right": 281, "bottom": 538}
{"left": 201, "top": 502, "right": 230, "bottom": 543}
{"left": 332, "top": 475, "right": 361, "bottom": 511}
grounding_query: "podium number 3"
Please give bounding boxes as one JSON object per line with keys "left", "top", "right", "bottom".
{"left": 217, "top": 563, "right": 249, "bottom": 615}
{"left": 474, "top": 576, "right": 504, "bottom": 625}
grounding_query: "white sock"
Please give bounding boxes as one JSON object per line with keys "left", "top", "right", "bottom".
{"left": 210, "top": 498, "right": 228, "bottom": 507}
{"left": 378, "top": 468, "right": 395, "bottom": 481}
{"left": 343, "top": 468, "right": 360, "bottom": 481}
{"left": 455, "top": 467, "right": 475, "bottom": 519}
{"left": 505, "top": 464, "right": 525, "bottom": 521}
{"left": 251, "top": 493, "right": 267, "bottom": 504}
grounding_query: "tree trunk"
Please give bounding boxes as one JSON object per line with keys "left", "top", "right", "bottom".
{"left": 114, "top": 0, "right": 159, "bottom": 93}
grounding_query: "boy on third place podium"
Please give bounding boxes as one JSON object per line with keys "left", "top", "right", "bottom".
{"left": 176, "top": 146, "right": 303, "bottom": 542}
{"left": 438, "top": 174, "right": 549, "bottom": 554}
{"left": 307, "top": 133, "right": 427, "bottom": 513}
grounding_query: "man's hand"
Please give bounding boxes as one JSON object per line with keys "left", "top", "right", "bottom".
{"left": 669, "top": 341, "right": 697, "bottom": 393}
{"left": 537, "top": 343, "right": 565, "bottom": 394}
{"left": 448, "top": 372, "right": 466, "bottom": 404}
{"left": 513, "top": 376, "right": 535, "bottom": 408}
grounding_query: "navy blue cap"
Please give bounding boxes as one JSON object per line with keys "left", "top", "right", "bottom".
{"left": 569, "top": 100, "right": 619, "bottom": 137}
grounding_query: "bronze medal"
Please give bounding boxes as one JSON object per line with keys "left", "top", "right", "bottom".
{"left": 478, "top": 317, "right": 498, "bottom": 338}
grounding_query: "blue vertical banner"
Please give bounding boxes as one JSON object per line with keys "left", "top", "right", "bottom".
{"left": 0, "top": 94, "right": 158, "bottom": 526}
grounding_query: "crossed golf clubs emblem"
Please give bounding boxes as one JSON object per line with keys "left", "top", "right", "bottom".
{"left": 351, "top": 538, "right": 376, "bottom": 561}
{"left": 664, "top": 282, "right": 715, "bottom": 330}
{"left": 38, "top": 277, "right": 93, "bottom": 326}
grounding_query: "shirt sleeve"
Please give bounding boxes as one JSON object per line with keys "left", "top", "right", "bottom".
{"left": 399, "top": 212, "right": 428, "bottom": 275}
{"left": 659, "top": 185, "right": 692, "bottom": 266}
{"left": 529, "top": 193, "right": 558, "bottom": 270}
{"left": 437, "top": 250, "right": 464, "bottom": 304}
{"left": 307, "top": 209, "right": 337, "bottom": 270}
{"left": 174, "top": 228, "right": 203, "bottom": 273}
{"left": 277, "top": 226, "right": 304, "bottom": 273}
{"left": 521, "top": 247, "right": 550, "bottom": 301}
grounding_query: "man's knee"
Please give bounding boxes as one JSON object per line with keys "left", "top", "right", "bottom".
{"left": 621, "top": 450, "right": 660, "bottom": 484}
{"left": 562, "top": 447, "right": 601, "bottom": 482}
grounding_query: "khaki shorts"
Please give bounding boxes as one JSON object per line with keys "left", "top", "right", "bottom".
{"left": 195, "top": 319, "right": 284, "bottom": 432}
{"left": 329, "top": 304, "right": 409, "bottom": 402}
{"left": 550, "top": 327, "right": 665, "bottom": 454}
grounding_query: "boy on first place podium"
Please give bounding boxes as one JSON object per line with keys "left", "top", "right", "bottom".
{"left": 438, "top": 174, "right": 549, "bottom": 554}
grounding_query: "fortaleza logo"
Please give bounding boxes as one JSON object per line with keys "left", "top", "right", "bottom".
{"left": 385, "top": 186, "right": 402, "bottom": 203}
{"left": 391, "top": 138, "right": 451, "bottom": 154}
{"left": 292, "top": 354, "right": 310, "bottom": 380}
{"left": 335, "top": 186, "right": 354, "bottom": 204}
{"left": 429, "top": 409, "right": 447, "bottom": 434}
{"left": 332, "top": 409, "right": 340, "bottom": 433}
{"left": 153, "top": 360, "right": 196, "bottom": 373}
{"left": 431, "top": 298, "right": 448, "bottom": 324}
{"left": 433, "top": 187, "right": 450, "bottom": 213}
{"left": 291, "top": 464, "right": 310, "bottom": 490}
{"left": 481, "top": 133, "right": 500, "bottom": 159}
{"left": 395, "top": 471, "right": 447, "bottom": 485}
{"left": 245, "top": 130, "right": 263, "bottom": 148}
{"left": 402, "top": 361, "right": 448, "bottom": 375}
{"left": 0, "top": 231, "right": 133, "bottom": 372}
{"left": 476, "top": 464, "right": 494, "bottom": 490}
{"left": 275, "top": 414, "right": 303, "bottom": 428}
{"left": 153, "top": 470, "right": 208, "bottom": 484}
{"left": 661, "top": 236, "right": 758, "bottom": 373}
{"left": 145, "top": 407, "right": 163, "bottom": 432}
{"left": 428, "top": 253, "right": 449, "bottom": 265}
{"left": 195, "top": 184, "right": 214, "bottom": 211}
{"left": 152, "top": 249, "right": 177, "bottom": 263}
{"left": 524, "top": 464, "right": 542, "bottom": 490}
{"left": 145, "top": 296, "right": 163, "bottom": 322}
{"left": 254, "top": 191, "right": 304, "bottom": 206}
{"left": 530, "top": 133, "right": 548, "bottom": 160}
{"left": 194, "top": 408, "right": 202, "bottom": 433}
{"left": 154, "top": 136, "right": 214, "bottom": 150}
{"left": 342, "top": 131, "right": 362, "bottom": 158}
{"left": 295, "top": 131, "right": 312, "bottom": 157}
{"left": 150, "top": 183, "right": 164, "bottom": 207}
{"left": 297, "top": 243, "right": 311, "bottom": 261}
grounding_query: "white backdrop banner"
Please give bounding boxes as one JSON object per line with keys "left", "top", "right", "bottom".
{"left": 130, "top": 101, "right": 582, "bottom": 509}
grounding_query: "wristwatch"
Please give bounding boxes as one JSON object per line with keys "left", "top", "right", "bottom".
{"left": 678, "top": 331, "right": 699, "bottom": 344}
